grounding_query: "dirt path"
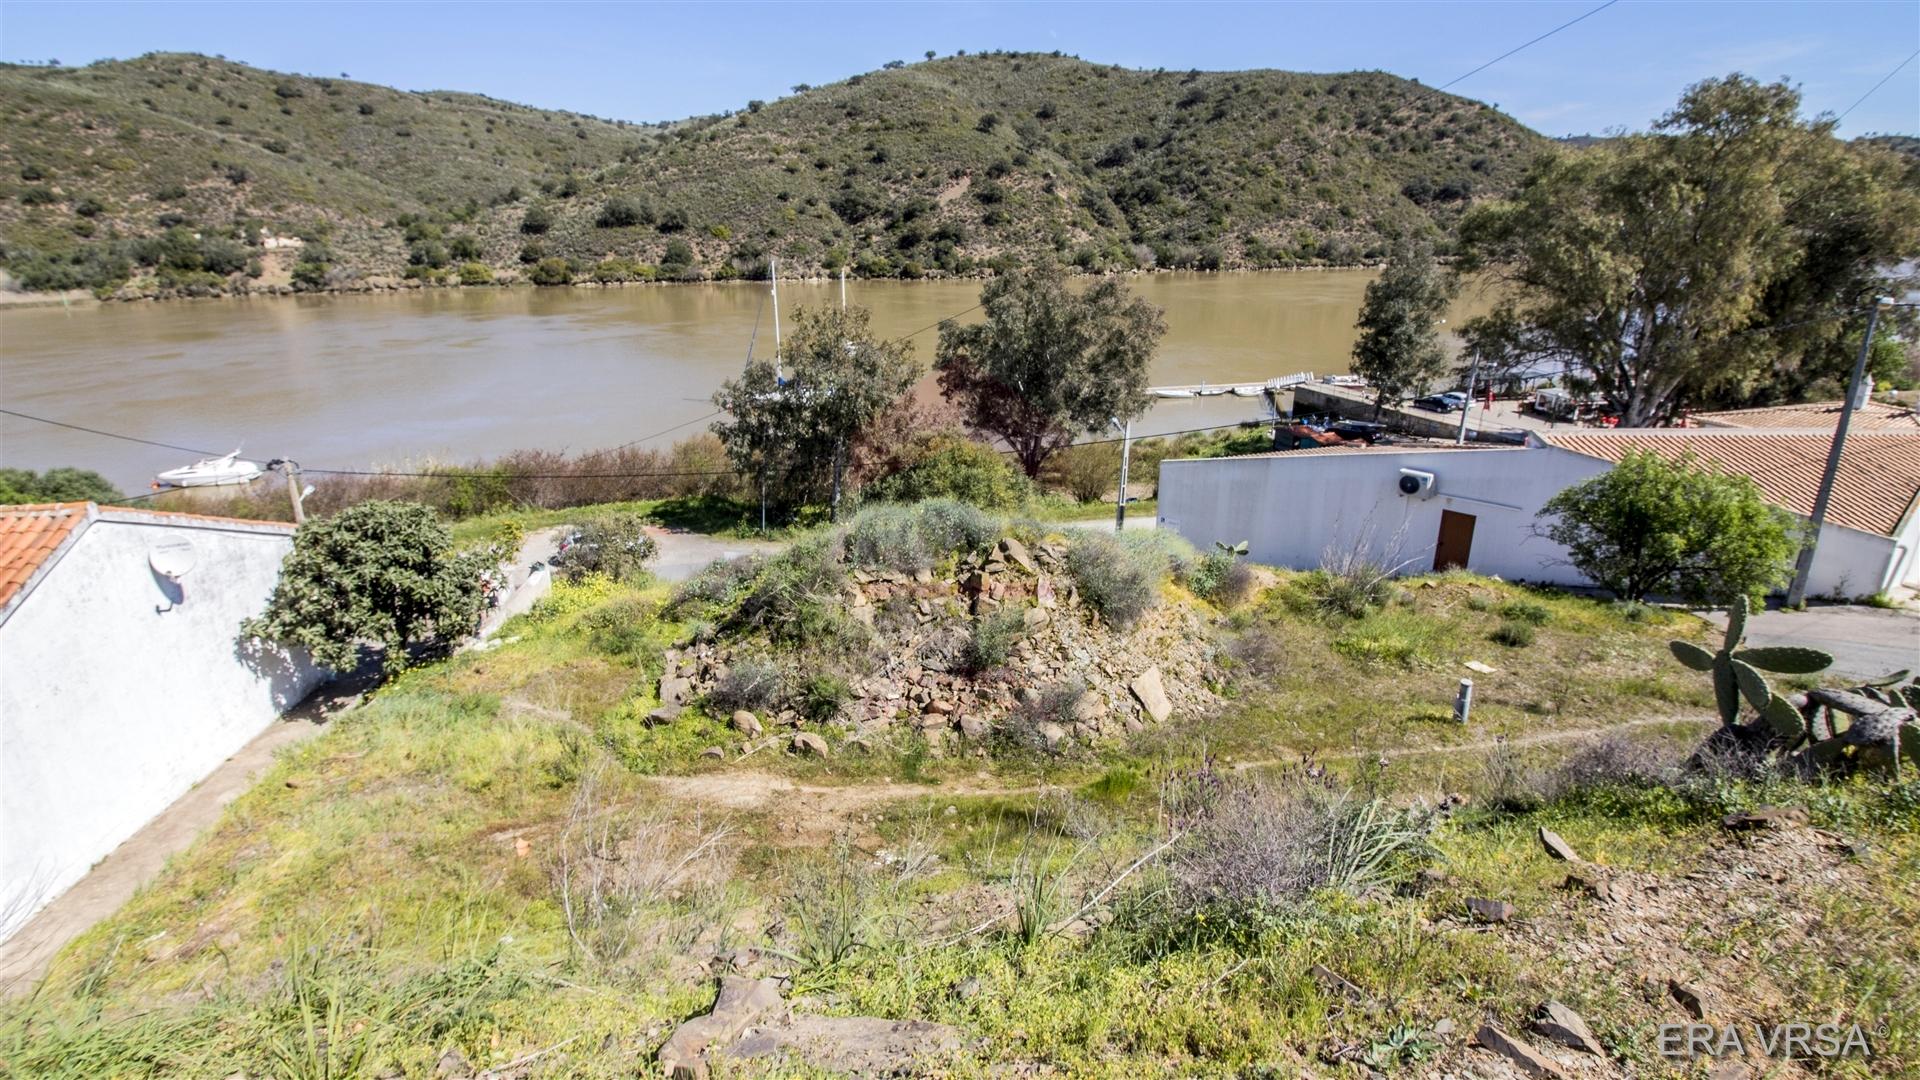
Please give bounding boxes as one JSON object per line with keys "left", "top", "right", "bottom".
{"left": 641, "top": 715, "right": 1709, "bottom": 822}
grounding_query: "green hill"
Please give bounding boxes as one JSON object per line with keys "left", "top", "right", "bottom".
{"left": 0, "top": 51, "right": 1547, "bottom": 295}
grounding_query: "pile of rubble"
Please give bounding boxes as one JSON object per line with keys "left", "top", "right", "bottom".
{"left": 655, "top": 534, "right": 1220, "bottom": 753}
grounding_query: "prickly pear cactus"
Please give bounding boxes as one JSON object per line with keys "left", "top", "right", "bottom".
{"left": 1670, "top": 596, "right": 1833, "bottom": 736}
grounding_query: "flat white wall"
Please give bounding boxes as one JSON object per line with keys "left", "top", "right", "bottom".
{"left": 1161, "top": 447, "right": 1608, "bottom": 584}
{"left": 1160, "top": 446, "right": 1904, "bottom": 599}
{"left": 0, "top": 517, "right": 321, "bottom": 936}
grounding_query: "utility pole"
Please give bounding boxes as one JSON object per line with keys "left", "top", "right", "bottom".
{"left": 1455, "top": 351, "right": 1481, "bottom": 446}
{"left": 1110, "top": 417, "right": 1133, "bottom": 530}
{"left": 271, "top": 458, "right": 307, "bottom": 524}
{"left": 839, "top": 265, "right": 847, "bottom": 310}
{"left": 1786, "top": 298, "right": 1886, "bottom": 607}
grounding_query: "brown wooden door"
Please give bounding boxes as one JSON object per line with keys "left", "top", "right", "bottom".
{"left": 1434, "top": 510, "right": 1476, "bottom": 571}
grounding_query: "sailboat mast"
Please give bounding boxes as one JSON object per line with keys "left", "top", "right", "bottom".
{"left": 770, "top": 256, "right": 782, "bottom": 380}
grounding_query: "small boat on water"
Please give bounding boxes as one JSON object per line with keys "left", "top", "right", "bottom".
{"left": 1231, "top": 385, "right": 1267, "bottom": 397}
{"left": 1153, "top": 388, "right": 1195, "bottom": 399}
{"left": 1322, "top": 374, "right": 1368, "bottom": 388}
{"left": 1193, "top": 385, "right": 1230, "bottom": 397}
{"left": 155, "top": 449, "right": 263, "bottom": 488}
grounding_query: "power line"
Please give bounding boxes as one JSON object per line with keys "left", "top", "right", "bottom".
{"left": 1835, "top": 48, "right": 1919, "bottom": 124}
{"left": 1433, "top": 0, "right": 1620, "bottom": 94}
{"left": 0, "top": 408, "right": 225, "bottom": 457}
{"left": 610, "top": 409, "right": 724, "bottom": 451}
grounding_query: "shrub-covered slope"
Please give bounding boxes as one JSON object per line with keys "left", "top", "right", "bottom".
{"left": 0, "top": 51, "right": 1546, "bottom": 293}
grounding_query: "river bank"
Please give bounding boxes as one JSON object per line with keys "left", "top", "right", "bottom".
{"left": 0, "top": 261, "right": 1403, "bottom": 310}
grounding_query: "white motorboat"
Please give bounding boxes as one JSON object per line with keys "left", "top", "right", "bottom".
{"left": 1152, "top": 388, "right": 1195, "bottom": 399}
{"left": 1193, "top": 385, "right": 1229, "bottom": 396}
{"left": 155, "top": 449, "right": 263, "bottom": 488}
{"left": 1231, "top": 385, "right": 1267, "bottom": 397}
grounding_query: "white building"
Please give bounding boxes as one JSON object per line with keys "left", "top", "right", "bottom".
{"left": 0, "top": 502, "right": 322, "bottom": 936}
{"left": 1160, "top": 413, "right": 1920, "bottom": 600}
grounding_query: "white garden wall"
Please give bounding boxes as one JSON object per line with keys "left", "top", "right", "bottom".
{"left": 0, "top": 512, "right": 321, "bottom": 938}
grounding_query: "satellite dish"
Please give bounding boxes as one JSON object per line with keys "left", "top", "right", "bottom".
{"left": 149, "top": 537, "right": 199, "bottom": 580}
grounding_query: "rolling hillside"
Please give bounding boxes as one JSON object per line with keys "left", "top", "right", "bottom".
{"left": 0, "top": 51, "right": 1548, "bottom": 295}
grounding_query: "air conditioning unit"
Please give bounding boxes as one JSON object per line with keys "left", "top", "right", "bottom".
{"left": 1397, "top": 469, "right": 1437, "bottom": 499}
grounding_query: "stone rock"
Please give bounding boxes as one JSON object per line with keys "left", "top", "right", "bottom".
{"left": 1001, "top": 536, "right": 1038, "bottom": 573}
{"left": 435, "top": 1048, "right": 471, "bottom": 1077}
{"left": 1070, "top": 690, "right": 1106, "bottom": 723}
{"left": 1559, "top": 868, "right": 1615, "bottom": 903}
{"left": 958, "top": 714, "right": 991, "bottom": 740}
{"left": 659, "top": 975, "right": 787, "bottom": 1080}
{"left": 648, "top": 705, "right": 684, "bottom": 726}
{"left": 1538, "top": 827, "right": 1581, "bottom": 863}
{"left": 1473, "top": 1025, "right": 1566, "bottom": 1079}
{"left": 1019, "top": 688, "right": 1043, "bottom": 705}
{"left": 953, "top": 976, "right": 981, "bottom": 1001}
{"left": 701, "top": 746, "right": 725, "bottom": 760}
{"left": 719, "top": 1014, "right": 966, "bottom": 1076}
{"left": 732, "top": 710, "right": 763, "bottom": 737}
{"left": 1129, "top": 666, "right": 1172, "bottom": 723}
{"left": 1466, "top": 897, "right": 1516, "bottom": 924}
{"left": 1668, "top": 979, "right": 1715, "bottom": 1020}
{"left": 791, "top": 732, "right": 830, "bottom": 757}
{"left": 1530, "top": 1001, "right": 1602, "bottom": 1055}
{"left": 1722, "top": 805, "right": 1807, "bottom": 831}
{"left": 1433, "top": 1017, "right": 1455, "bottom": 1037}
{"left": 660, "top": 673, "right": 694, "bottom": 707}
{"left": 925, "top": 699, "right": 954, "bottom": 714}
{"left": 1038, "top": 722, "right": 1067, "bottom": 752}
{"left": 1309, "top": 964, "right": 1365, "bottom": 1000}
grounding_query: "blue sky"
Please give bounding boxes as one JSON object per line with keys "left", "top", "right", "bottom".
{"left": 2, "top": 1, "right": 1915, "bottom": 136}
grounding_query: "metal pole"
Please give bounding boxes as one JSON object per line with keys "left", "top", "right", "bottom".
{"left": 1114, "top": 419, "right": 1132, "bottom": 530}
{"left": 1455, "top": 353, "right": 1480, "bottom": 446}
{"left": 839, "top": 265, "right": 846, "bottom": 310}
{"left": 770, "top": 256, "right": 782, "bottom": 380}
{"left": 1786, "top": 299, "right": 1884, "bottom": 607}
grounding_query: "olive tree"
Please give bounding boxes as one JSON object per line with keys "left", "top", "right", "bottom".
{"left": 244, "top": 500, "right": 489, "bottom": 674}
{"left": 1536, "top": 450, "right": 1799, "bottom": 604}
{"left": 935, "top": 262, "right": 1163, "bottom": 478}
{"left": 712, "top": 304, "right": 919, "bottom": 520}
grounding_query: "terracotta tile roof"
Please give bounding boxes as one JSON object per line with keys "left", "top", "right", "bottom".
{"left": 1537, "top": 430, "right": 1920, "bottom": 538}
{"left": 1692, "top": 400, "right": 1920, "bottom": 432}
{"left": 0, "top": 502, "right": 89, "bottom": 608}
{"left": 0, "top": 501, "right": 296, "bottom": 611}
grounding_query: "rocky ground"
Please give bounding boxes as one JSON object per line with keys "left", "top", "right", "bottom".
{"left": 655, "top": 534, "right": 1219, "bottom": 758}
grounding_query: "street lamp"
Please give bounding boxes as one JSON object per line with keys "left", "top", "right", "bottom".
{"left": 1110, "top": 416, "right": 1133, "bottom": 530}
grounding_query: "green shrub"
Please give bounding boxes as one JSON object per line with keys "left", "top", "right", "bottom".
{"left": 519, "top": 204, "right": 553, "bottom": 234}
{"left": 0, "top": 466, "right": 121, "bottom": 504}
{"left": 708, "top": 655, "right": 783, "bottom": 711}
{"left": 559, "top": 513, "right": 657, "bottom": 583}
{"left": 595, "top": 196, "right": 649, "bottom": 228}
{"left": 457, "top": 262, "right": 493, "bottom": 285}
{"left": 1185, "top": 548, "right": 1255, "bottom": 607}
{"left": 912, "top": 498, "right": 1000, "bottom": 557}
{"left": 1065, "top": 530, "right": 1166, "bottom": 627}
{"left": 800, "top": 672, "right": 851, "bottom": 724}
{"left": 961, "top": 607, "right": 1026, "bottom": 673}
{"left": 244, "top": 501, "right": 487, "bottom": 674}
{"left": 840, "top": 500, "right": 1001, "bottom": 573}
{"left": 862, "top": 435, "right": 1029, "bottom": 510}
{"left": 1497, "top": 598, "right": 1551, "bottom": 625}
{"left": 527, "top": 257, "right": 572, "bottom": 285}
{"left": 1490, "top": 619, "right": 1537, "bottom": 648}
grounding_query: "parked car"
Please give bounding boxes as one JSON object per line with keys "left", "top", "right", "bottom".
{"left": 1328, "top": 419, "right": 1389, "bottom": 443}
{"left": 1413, "top": 392, "right": 1468, "bottom": 413}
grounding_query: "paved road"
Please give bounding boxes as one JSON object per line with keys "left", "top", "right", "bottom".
{"left": 1699, "top": 604, "right": 1919, "bottom": 681}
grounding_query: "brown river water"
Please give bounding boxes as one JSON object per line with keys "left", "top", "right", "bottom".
{"left": 0, "top": 271, "right": 1488, "bottom": 493}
